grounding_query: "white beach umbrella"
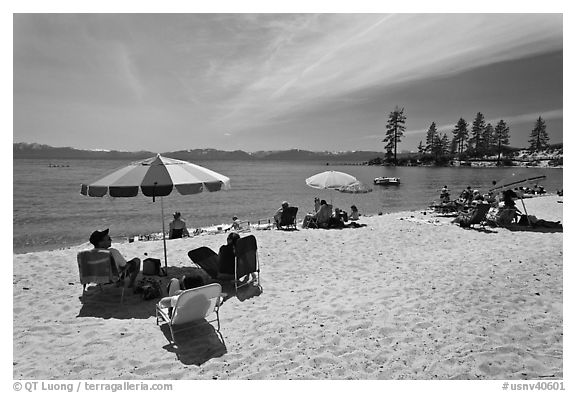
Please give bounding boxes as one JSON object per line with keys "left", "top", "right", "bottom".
{"left": 305, "top": 170, "right": 358, "bottom": 190}
{"left": 306, "top": 170, "right": 359, "bottom": 204}
{"left": 80, "top": 154, "right": 230, "bottom": 268}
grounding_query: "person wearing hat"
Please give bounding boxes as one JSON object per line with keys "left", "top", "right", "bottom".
{"left": 89, "top": 229, "right": 141, "bottom": 288}
{"left": 169, "top": 211, "right": 189, "bottom": 239}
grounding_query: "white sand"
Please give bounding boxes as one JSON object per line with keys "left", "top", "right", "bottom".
{"left": 12, "top": 196, "right": 563, "bottom": 380}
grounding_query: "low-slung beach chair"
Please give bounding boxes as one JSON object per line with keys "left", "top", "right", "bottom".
{"left": 156, "top": 283, "right": 223, "bottom": 343}
{"left": 277, "top": 206, "right": 298, "bottom": 230}
{"left": 77, "top": 249, "right": 127, "bottom": 303}
{"left": 457, "top": 203, "right": 491, "bottom": 229}
{"left": 234, "top": 235, "right": 260, "bottom": 291}
{"left": 187, "top": 247, "right": 220, "bottom": 279}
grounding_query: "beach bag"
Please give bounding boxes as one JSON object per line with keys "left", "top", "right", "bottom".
{"left": 142, "top": 258, "right": 161, "bottom": 276}
{"left": 134, "top": 278, "right": 162, "bottom": 300}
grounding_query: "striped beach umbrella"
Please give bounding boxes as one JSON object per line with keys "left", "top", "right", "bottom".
{"left": 80, "top": 154, "right": 230, "bottom": 267}
{"left": 489, "top": 170, "right": 546, "bottom": 215}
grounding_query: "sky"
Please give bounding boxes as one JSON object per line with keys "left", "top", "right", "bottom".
{"left": 13, "top": 13, "right": 563, "bottom": 153}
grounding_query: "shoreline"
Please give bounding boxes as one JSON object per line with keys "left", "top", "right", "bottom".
{"left": 13, "top": 193, "right": 560, "bottom": 256}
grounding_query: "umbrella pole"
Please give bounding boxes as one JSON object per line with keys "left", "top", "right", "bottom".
{"left": 161, "top": 197, "right": 168, "bottom": 269}
{"left": 520, "top": 196, "right": 528, "bottom": 216}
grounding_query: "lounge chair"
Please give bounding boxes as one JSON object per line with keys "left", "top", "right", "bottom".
{"left": 77, "top": 249, "right": 127, "bottom": 303}
{"left": 455, "top": 203, "right": 491, "bottom": 229}
{"left": 188, "top": 235, "right": 260, "bottom": 292}
{"left": 234, "top": 235, "right": 260, "bottom": 291}
{"left": 156, "top": 283, "right": 223, "bottom": 344}
{"left": 277, "top": 206, "right": 298, "bottom": 230}
{"left": 187, "top": 247, "right": 220, "bottom": 280}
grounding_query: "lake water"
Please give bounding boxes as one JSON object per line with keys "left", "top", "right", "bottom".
{"left": 13, "top": 158, "right": 563, "bottom": 254}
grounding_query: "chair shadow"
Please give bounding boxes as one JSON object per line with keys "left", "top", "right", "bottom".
{"left": 76, "top": 266, "right": 200, "bottom": 320}
{"left": 76, "top": 284, "right": 160, "bottom": 320}
{"left": 159, "top": 320, "right": 227, "bottom": 365}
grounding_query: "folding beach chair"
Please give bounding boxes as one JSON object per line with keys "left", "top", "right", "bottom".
{"left": 187, "top": 247, "right": 220, "bottom": 279}
{"left": 457, "top": 203, "right": 491, "bottom": 229}
{"left": 277, "top": 206, "right": 298, "bottom": 230}
{"left": 77, "top": 249, "right": 127, "bottom": 303}
{"left": 169, "top": 228, "right": 184, "bottom": 239}
{"left": 156, "top": 283, "right": 223, "bottom": 343}
{"left": 234, "top": 235, "right": 260, "bottom": 291}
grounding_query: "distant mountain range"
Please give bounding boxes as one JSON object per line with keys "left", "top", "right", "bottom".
{"left": 13, "top": 142, "right": 385, "bottom": 162}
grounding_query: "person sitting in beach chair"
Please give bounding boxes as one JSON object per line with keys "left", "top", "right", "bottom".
{"left": 452, "top": 202, "right": 491, "bottom": 228}
{"left": 313, "top": 200, "right": 333, "bottom": 228}
{"left": 328, "top": 208, "right": 347, "bottom": 229}
{"left": 188, "top": 233, "right": 259, "bottom": 291}
{"left": 218, "top": 232, "right": 240, "bottom": 279}
{"left": 169, "top": 212, "right": 189, "bottom": 239}
{"left": 273, "top": 201, "right": 290, "bottom": 227}
{"left": 277, "top": 206, "right": 298, "bottom": 230}
{"left": 158, "top": 274, "right": 206, "bottom": 317}
{"left": 87, "top": 228, "right": 141, "bottom": 288}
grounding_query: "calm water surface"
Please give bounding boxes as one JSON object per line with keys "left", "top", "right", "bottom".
{"left": 13, "top": 159, "right": 563, "bottom": 253}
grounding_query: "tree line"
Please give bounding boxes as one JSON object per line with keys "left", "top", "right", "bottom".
{"left": 381, "top": 107, "right": 552, "bottom": 166}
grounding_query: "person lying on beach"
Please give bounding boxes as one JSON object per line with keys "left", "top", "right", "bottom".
{"left": 89, "top": 228, "right": 141, "bottom": 288}
{"left": 169, "top": 211, "right": 189, "bottom": 239}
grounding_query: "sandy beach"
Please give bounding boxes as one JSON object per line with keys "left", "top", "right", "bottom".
{"left": 12, "top": 195, "right": 563, "bottom": 380}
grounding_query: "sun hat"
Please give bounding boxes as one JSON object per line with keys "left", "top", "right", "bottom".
{"left": 89, "top": 228, "right": 109, "bottom": 246}
{"left": 282, "top": 201, "right": 289, "bottom": 207}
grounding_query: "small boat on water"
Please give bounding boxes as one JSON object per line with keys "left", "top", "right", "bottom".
{"left": 374, "top": 177, "right": 400, "bottom": 185}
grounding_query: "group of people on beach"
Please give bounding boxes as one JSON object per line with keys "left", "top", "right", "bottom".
{"left": 436, "top": 183, "right": 552, "bottom": 228}
{"left": 295, "top": 197, "right": 362, "bottom": 229}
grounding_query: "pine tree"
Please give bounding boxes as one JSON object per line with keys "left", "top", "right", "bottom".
{"left": 494, "top": 119, "right": 510, "bottom": 165}
{"left": 482, "top": 123, "right": 495, "bottom": 156}
{"left": 417, "top": 141, "right": 425, "bottom": 155}
{"left": 528, "top": 116, "right": 550, "bottom": 151}
{"left": 382, "top": 106, "right": 406, "bottom": 165}
{"left": 440, "top": 133, "right": 450, "bottom": 156}
{"left": 451, "top": 118, "right": 468, "bottom": 156}
{"left": 470, "top": 112, "right": 486, "bottom": 155}
{"left": 425, "top": 122, "right": 437, "bottom": 154}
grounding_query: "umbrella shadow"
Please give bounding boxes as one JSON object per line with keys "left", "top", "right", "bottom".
{"left": 159, "top": 322, "right": 227, "bottom": 365}
{"left": 502, "top": 224, "right": 563, "bottom": 233}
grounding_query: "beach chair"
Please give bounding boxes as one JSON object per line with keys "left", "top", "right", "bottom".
{"left": 169, "top": 228, "right": 184, "bottom": 239}
{"left": 77, "top": 249, "right": 127, "bottom": 303}
{"left": 277, "top": 206, "right": 298, "bottom": 230}
{"left": 234, "top": 235, "right": 260, "bottom": 291}
{"left": 457, "top": 203, "right": 491, "bottom": 229}
{"left": 187, "top": 247, "right": 220, "bottom": 279}
{"left": 156, "top": 283, "right": 223, "bottom": 343}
